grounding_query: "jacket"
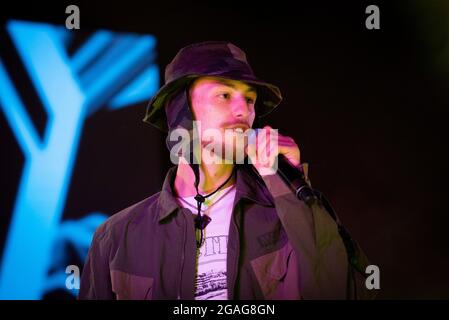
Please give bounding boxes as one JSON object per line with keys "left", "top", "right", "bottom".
{"left": 79, "top": 164, "right": 375, "bottom": 300}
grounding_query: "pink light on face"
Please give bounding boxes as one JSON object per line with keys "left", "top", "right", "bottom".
{"left": 189, "top": 76, "right": 256, "bottom": 148}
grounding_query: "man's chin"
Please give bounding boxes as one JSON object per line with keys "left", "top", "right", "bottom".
{"left": 198, "top": 143, "right": 247, "bottom": 164}
{"left": 219, "top": 142, "right": 248, "bottom": 164}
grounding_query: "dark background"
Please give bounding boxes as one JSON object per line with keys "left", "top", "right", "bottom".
{"left": 1, "top": 0, "right": 448, "bottom": 299}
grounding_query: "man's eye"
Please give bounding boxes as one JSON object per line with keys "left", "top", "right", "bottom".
{"left": 218, "top": 93, "right": 230, "bottom": 99}
{"left": 246, "top": 97, "right": 255, "bottom": 104}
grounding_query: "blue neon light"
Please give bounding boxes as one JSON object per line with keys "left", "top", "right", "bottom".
{"left": 0, "top": 20, "right": 159, "bottom": 299}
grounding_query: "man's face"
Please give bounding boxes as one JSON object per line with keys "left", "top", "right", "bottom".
{"left": 188, "top": 76, "right": 257, "bottom": 162}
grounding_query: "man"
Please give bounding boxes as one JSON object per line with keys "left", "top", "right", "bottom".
{"left": 79, "top": 41, "right": 374, "bottom": 300}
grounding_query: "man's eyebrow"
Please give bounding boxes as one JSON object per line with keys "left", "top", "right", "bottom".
{"left": 211, "top": 79, "right": 257, "bottom": 93}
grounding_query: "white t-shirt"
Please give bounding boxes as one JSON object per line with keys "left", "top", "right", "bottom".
{"left": 176, "top": 184, "right": 236, "bottom": 300}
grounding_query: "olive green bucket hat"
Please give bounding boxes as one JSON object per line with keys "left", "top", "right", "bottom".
{"left": 143, "top": 41, "right": 282, "bottom": 132}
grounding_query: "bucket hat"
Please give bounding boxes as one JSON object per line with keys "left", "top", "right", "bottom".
{"left": 143, "top": 41, "right": 282, "bottom": 132}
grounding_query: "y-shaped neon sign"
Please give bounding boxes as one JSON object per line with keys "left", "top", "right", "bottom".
{"left": 0, "top": 20, "right": 158, "bottom": 299}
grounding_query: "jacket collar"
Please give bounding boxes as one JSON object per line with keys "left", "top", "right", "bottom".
{"left": 157, "top": 164, "right": 274, "bottom": 222}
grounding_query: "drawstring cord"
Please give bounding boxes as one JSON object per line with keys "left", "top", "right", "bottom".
{"left": 194, "top": 166, "right": 236, "bottom": 248}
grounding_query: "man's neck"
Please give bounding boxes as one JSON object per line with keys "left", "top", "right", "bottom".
{"left": 174, "top": 160, "right": 236, "bottom": 198}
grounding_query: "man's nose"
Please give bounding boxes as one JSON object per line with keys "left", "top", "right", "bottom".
{"left": 231, "top": 97, "right": 251, "bottom": 119}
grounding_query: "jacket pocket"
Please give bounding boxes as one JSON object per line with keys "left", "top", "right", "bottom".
{"left": 110, "top": 270, "right": 154, "bottom": 300}
{"left": 250, "top": 243, "right": 302, "bottom": 300}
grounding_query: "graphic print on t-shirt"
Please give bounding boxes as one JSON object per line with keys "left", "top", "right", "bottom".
{"left": 194, "top": 234, "right": 228, "bottom": 299}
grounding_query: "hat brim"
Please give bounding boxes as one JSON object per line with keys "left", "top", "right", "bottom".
{"left": 142, "top": 73, "right": 282, "bottom": 133}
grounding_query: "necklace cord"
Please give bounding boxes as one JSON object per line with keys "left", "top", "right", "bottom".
{"left": 194, "top": 166, "right": 236, "bottom": 248}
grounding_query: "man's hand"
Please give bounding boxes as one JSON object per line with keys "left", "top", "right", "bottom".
{"left": 246, "top": 125, "right": 301, "bottom": 176}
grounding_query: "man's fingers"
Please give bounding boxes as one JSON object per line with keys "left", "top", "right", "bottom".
{"left": 247, "top": 126, "right": 299, "bottom": 166}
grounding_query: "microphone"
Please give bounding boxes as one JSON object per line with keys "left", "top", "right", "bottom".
{"left": 247, "top": 123, "right": 317, "bottom": 205}
{"left": 276, "top": 154, "right": 317, "bottom": 205}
